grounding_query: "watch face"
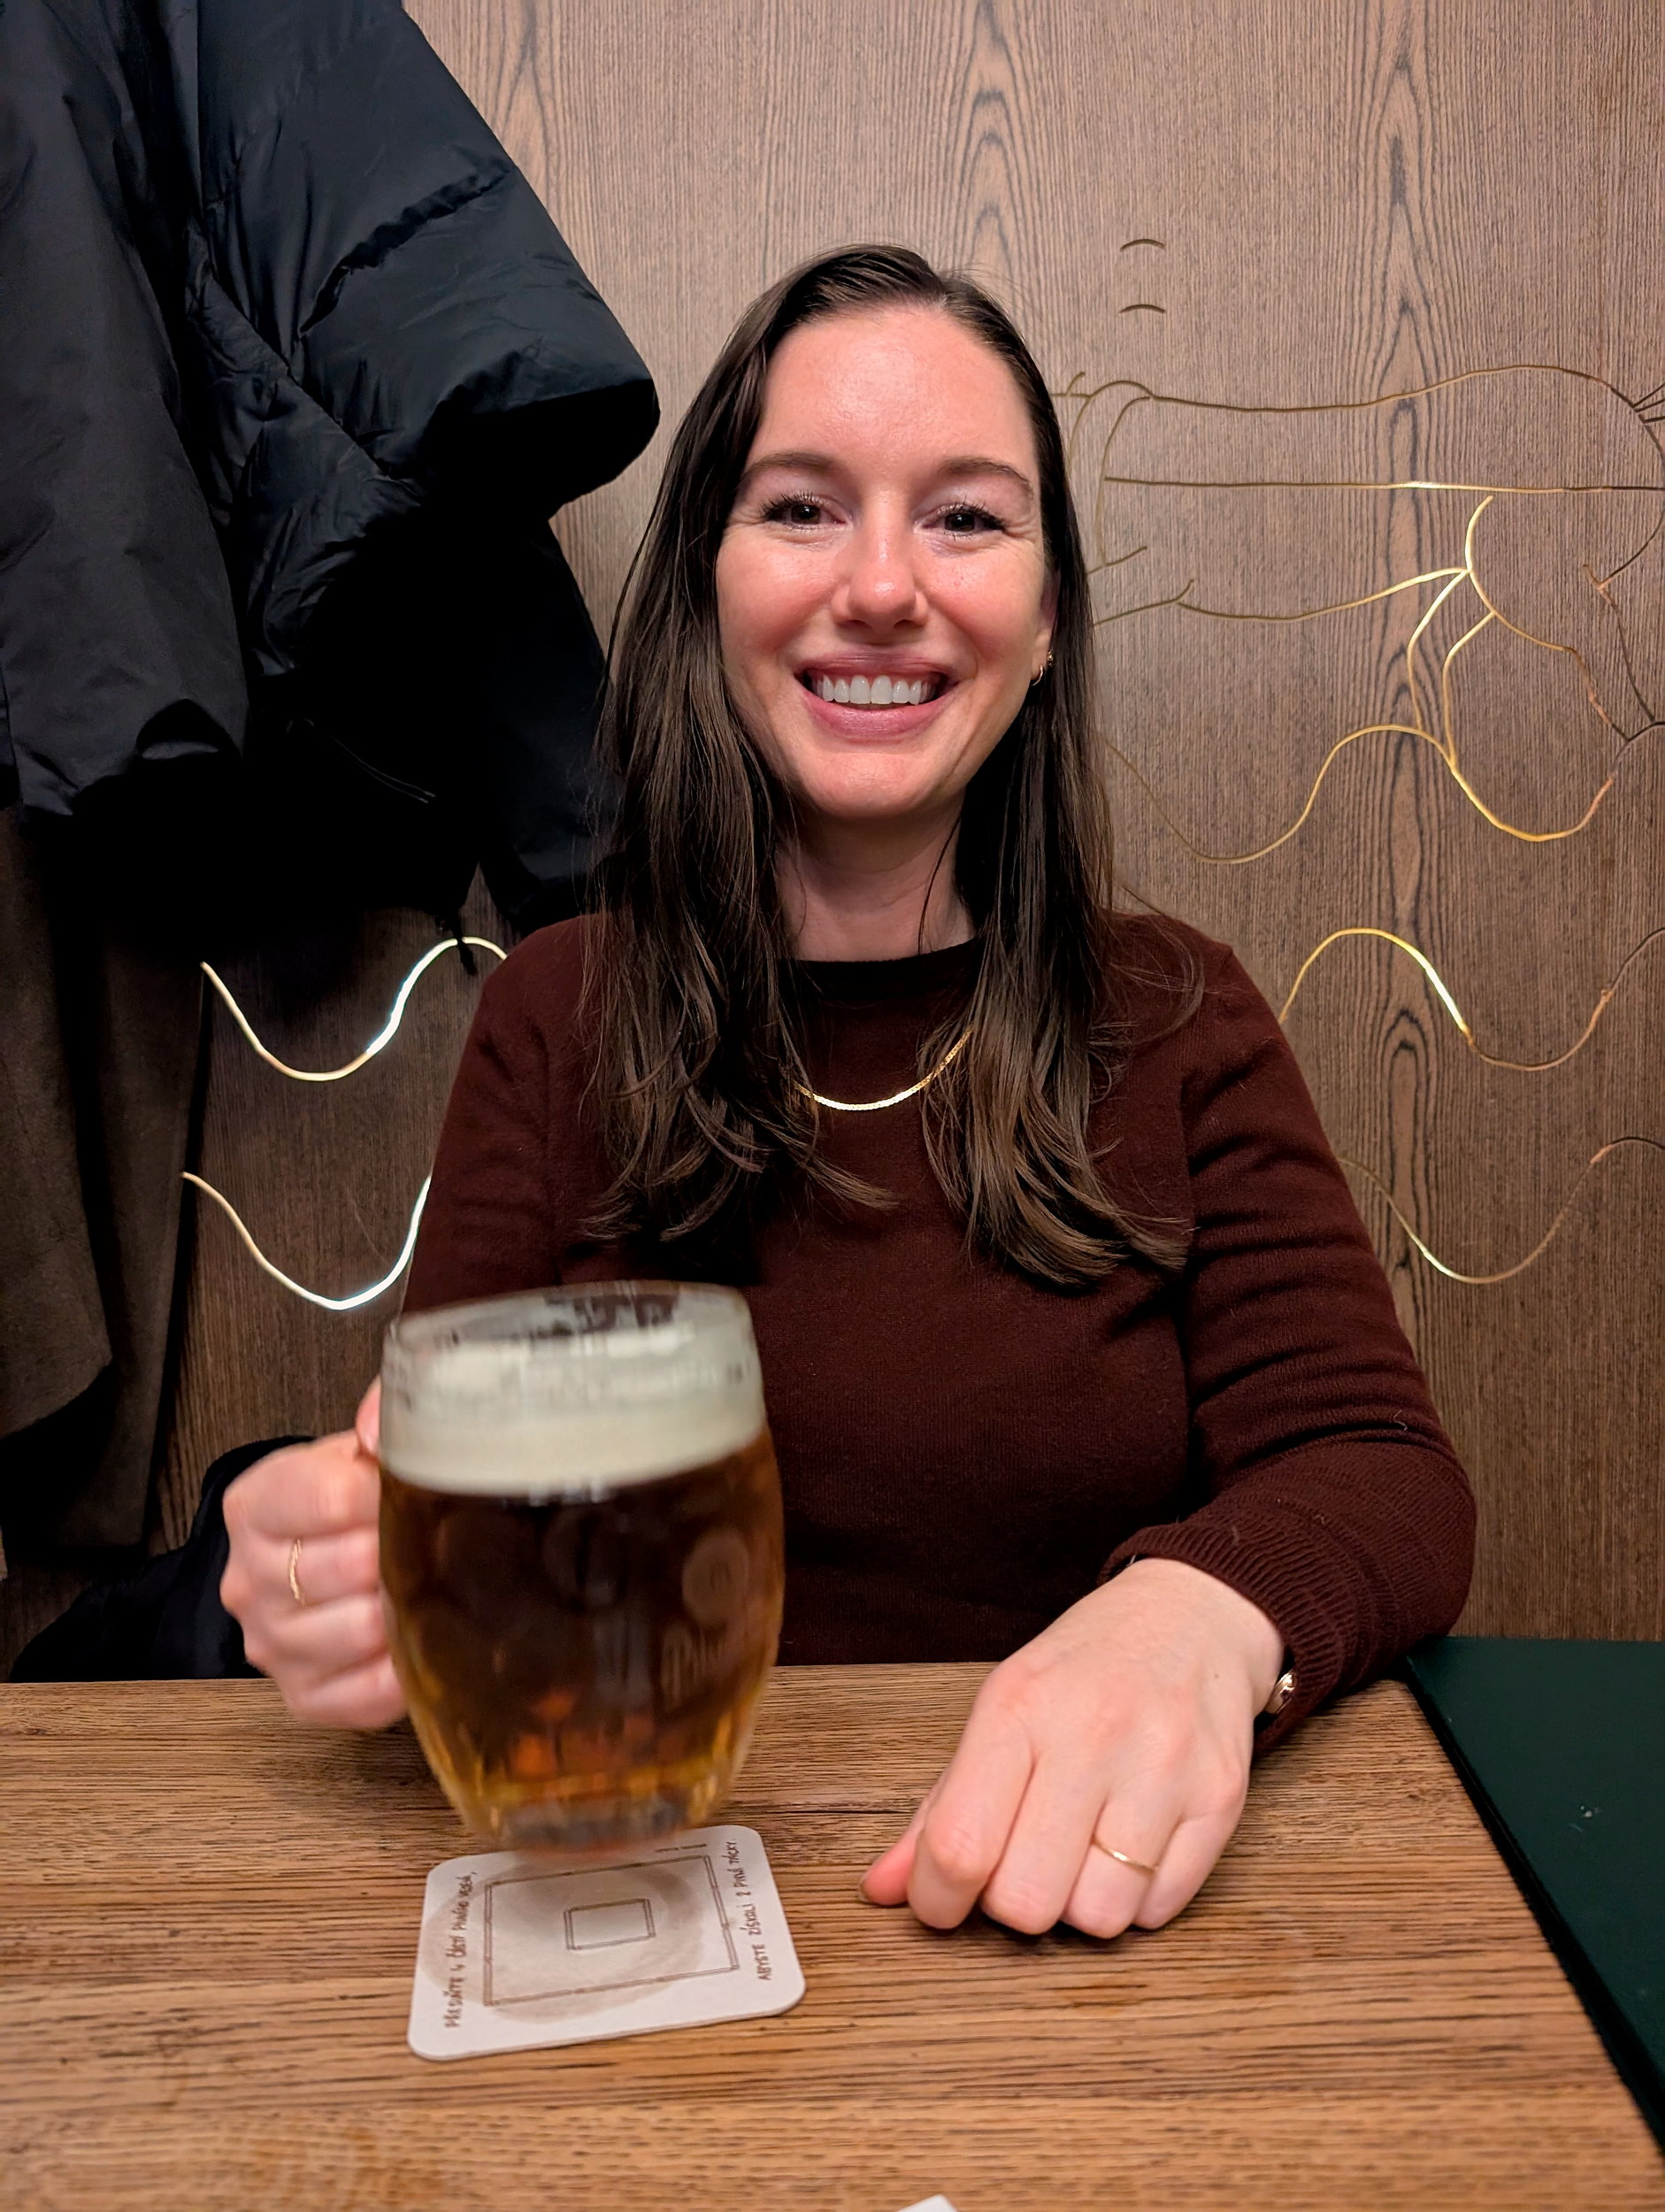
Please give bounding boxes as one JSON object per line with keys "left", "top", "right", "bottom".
{"left": 1264, "top": 1668, "right": 1296, "bottom": 1717}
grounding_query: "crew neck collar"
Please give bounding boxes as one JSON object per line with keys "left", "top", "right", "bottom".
{"left": 790, "top": 937, "right": 981, "bottom": 1002}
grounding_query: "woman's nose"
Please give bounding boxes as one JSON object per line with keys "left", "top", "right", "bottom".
{"left": 834, "top": 518, "right": 926, "bottom": 629}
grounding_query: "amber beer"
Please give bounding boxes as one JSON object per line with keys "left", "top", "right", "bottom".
{"left": 378, "top": 1285, "right": 784, "bottom": 1848}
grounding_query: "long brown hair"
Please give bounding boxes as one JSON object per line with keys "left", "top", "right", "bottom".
{"left": 591, "top": 245, "right": 1192, "bottom": 1285}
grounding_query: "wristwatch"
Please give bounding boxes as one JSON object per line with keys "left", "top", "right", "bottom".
{"left": 1259, "top": 1664, "right": 1297, "bottom": 1723}
{"left": 1115, "top": 1555, "right": 1297, "bottom": 1722}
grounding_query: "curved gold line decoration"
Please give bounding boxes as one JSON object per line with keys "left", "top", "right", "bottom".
{"left": 1086, "top": 543, "right": 1151, "bottom": 575}
{"left": 1401, "top": 563, "right": 1475, "bottom": 750}
{"left": 1107, "top": 719, "right": 1618, "bottom": 862}
{"left": 1101, "top": 479, "right": 1650, "bottom": 853}
{"left": 1461, "top": 498, "right": 1630, "bottom": 736}
{"left": 1057, "top": 358, "right": 1665, "bottom": 436}
{"left": 1278, "top": 926, "right": 1665, "bottom": 1071}
{"left": 1099, "top": 475, "right": 1663, "bottom": 495}
{"left": 1281, "top": 928, "right": 1466, "bottom": 1032}
{"left": 1602, "top": 563, "right": 1663, "bottom": 718}
{"left": 1093, "top": 580, "right": 1198, "bottom": 624}
{"left": 1067, "top": 369, "right": 1665, "bottom": 849}
{"left": 182, "top": 1172, "right": 432, "bottom": 1312}
{"left": 203, "top": 937, "right": 506, "bottom": 1081}
{"left": 192, "top": 935, "right": 502, "bottom": 1310}
{"left": 1338, "top": 1140, "right": 1665, "bottom": 1285}
{"left": 1437, "top": 607, "right": 1496, "bottom": 764}
{"left": 1172, "top": 564, "right": 1466, "bottom": 625}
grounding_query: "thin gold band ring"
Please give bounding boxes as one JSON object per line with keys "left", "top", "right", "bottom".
{"left": 1090, "top": 1838, "right": 1158, "bottom": 1878}
{"left": 288, "top": 1538, "right": 309, "bottom": 1609}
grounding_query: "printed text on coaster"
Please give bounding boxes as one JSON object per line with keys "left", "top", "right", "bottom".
{"left": 408, "top": 1823, "right": 804, "bottom": 2061}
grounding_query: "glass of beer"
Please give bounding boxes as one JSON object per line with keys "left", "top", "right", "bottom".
{"left": 378, "top": 1284, "right": 783, "bottom": 1851}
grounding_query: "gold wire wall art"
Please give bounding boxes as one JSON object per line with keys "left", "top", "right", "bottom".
{"left": 185, "top": 935, "right": 505, "bottom": 1311}
{"left": 1058, "top": 360, "right": 1664, "bottom": 1289}
{"left": 188, "top": 373, "right": 1665, "bottom": 1301}
{"left": 1278, "top": 928, "right": 1665, "bottom": 1280}
{"left": 1278, "top": 926, "right": 1665, "bottom": 1072}
{"left": 200, "top": 937, "right": 505, "bottom": 1081}
{"left": 1059, "top": 364, "right": 1665, "bottom": 858}
{"left": 1339, "top": 1141, "right": 1665, "bottom": 1286}
{"left": 182, "top": 1171, "right": 434, "bottom": 1314}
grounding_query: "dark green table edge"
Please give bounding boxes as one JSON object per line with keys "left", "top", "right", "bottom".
{"left": 1403, "top": 1637, "right": 1665, "bottom": 2157}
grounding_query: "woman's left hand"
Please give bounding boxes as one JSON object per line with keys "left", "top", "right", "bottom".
{"left": 862, "top": 1558, "right": 1285, "bottom": 1936}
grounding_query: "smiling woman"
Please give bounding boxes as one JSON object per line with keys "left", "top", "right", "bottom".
{"left": 593, "top": 250, "right": 1175, "bottom": 1285}
{"left": 719, "top": 320, "right": 1052, "bottom": 887}
{"left": 221, "top": 248, "right": 1475, "bottom": 1952}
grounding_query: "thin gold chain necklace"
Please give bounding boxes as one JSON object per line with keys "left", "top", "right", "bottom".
{"left": 799, "top": 1026, "right": 973, "bottom": 1113}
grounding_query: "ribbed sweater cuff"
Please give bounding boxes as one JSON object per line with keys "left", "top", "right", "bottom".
{"left": 1099, "top": 1502, "right": 1365, "bottom": 1753}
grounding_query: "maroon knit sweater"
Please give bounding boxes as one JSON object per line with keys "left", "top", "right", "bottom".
{"left": 403, "top": 916, "right": 1474, "bottom": 1744}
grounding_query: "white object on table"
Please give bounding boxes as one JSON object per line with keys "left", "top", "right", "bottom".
{"left": 408, "top": 1824, "right": 803, "bottom": 2061}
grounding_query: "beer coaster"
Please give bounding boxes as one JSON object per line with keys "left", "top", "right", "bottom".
{"left": 407, "top": 1823, "right": 804, "bottom": 2061}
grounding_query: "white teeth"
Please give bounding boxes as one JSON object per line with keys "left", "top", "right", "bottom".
{"left": 810, "top": 673, "right": 936, "bottom": 707}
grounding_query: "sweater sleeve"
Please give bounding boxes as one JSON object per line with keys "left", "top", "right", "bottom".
{"left": 402, "top": 941, "right": 567, "bottom": 1315}
{"left": 1101, "top": 946, "right": 1475, "bottom": 1743}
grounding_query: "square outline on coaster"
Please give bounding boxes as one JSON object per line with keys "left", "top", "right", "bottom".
{"left": 410, "top": 1824, "right": 805, "bottom": 2061}
{"left": 481, "top": 1847, "right": 739, "bottom": 2007}
{"left": 565, "top": 1896, "right": 656, "bottom": 1949}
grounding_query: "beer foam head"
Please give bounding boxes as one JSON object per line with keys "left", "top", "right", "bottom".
{"left": 380, "top": 1285, "right": 764, "bottom": 1495}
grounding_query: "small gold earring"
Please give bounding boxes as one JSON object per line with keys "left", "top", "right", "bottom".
{"left": 1030, "top": 652, "right": 1054, "bottom": 688}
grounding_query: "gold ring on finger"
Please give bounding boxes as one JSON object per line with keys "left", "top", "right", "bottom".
{"left": 1090, "top": 1836, "right": 1158, "bottom": 1878}
{"left": 288, "top": 1537, "right": 309, "bottom": 1609}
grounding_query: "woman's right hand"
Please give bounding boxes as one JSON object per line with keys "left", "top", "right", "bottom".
{"left": 219, "top": 1381, "right": 406, "bottom": 1727}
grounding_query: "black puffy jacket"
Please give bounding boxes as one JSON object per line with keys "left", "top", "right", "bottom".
{"left": 0, "top": 0, "right": 657, "bottom": 923}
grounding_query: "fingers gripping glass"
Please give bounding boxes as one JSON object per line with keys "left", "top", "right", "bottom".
{"left": 379, "top": 1286, "right": 785, "bottom": 1851}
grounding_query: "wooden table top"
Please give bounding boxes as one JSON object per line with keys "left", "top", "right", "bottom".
{"left": 1, "top": 1668, "right": 1659, "bottom": 2211}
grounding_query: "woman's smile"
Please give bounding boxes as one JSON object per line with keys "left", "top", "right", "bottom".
{"left": 799, "top": 664, "right": 948, "bottom": 710}
{"left": 717, "top": 303, "right": 1055, "bottom": 843}
{"left": 794, "top": 660, "right": 955, "bottom": 738}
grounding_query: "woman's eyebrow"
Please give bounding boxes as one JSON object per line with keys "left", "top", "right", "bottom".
{"left": 935, "top": 454, "right": 1034, "bottom": 495}
{"left": 738, "top": 449, "right": 1034, "bottom": 495}
{"left": 736, "top": 449, "right": 837, "bottom": 495}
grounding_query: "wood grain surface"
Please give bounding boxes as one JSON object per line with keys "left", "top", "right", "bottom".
{"left": 0, "top": 882, "right": 512, "bottom": 1674}
{"left": 13, "top": 0, "right": 1646, "bottom": 1676}
{"left": 403, "top": 0, "right": 1665, "bottom": 1641}
{"left": 152, "top": 874, "right": 511, "bottom": 1549}
{"left": 1, "top": 1668, "right": 1659, "bottom": 2211}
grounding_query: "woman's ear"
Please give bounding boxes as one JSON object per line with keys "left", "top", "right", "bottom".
{"left": 1032, "top": 569, "right": 1059, "bottom": 680}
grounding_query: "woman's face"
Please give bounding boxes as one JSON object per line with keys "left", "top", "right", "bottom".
{"left": 716, "top": 305, "right": 1055, "bottom": 844}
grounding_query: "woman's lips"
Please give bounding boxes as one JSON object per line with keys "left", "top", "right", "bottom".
{"left": 792, "top": 667, "right": 956, "bottom": 737}
{"left": 794, "top": 677, "right": 955, "bottom": 737}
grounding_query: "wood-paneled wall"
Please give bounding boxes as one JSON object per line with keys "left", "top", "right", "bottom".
{"left": 408, "top": 0, "right": 1665, "bottom": 1638}
{"left": 11, "top": 0, "right": 1655, "bottom": 1668}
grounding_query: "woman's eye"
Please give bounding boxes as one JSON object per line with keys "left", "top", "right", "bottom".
{"left": 761, "top": 495, "right": 827, "bottom": 527}
{"left": 938, "top": 504, "right": 1001, "bottom": 535}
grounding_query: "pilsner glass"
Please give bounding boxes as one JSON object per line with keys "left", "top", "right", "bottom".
{"left": 378, "top": 1284, "right": 784, "bottom": 1850}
